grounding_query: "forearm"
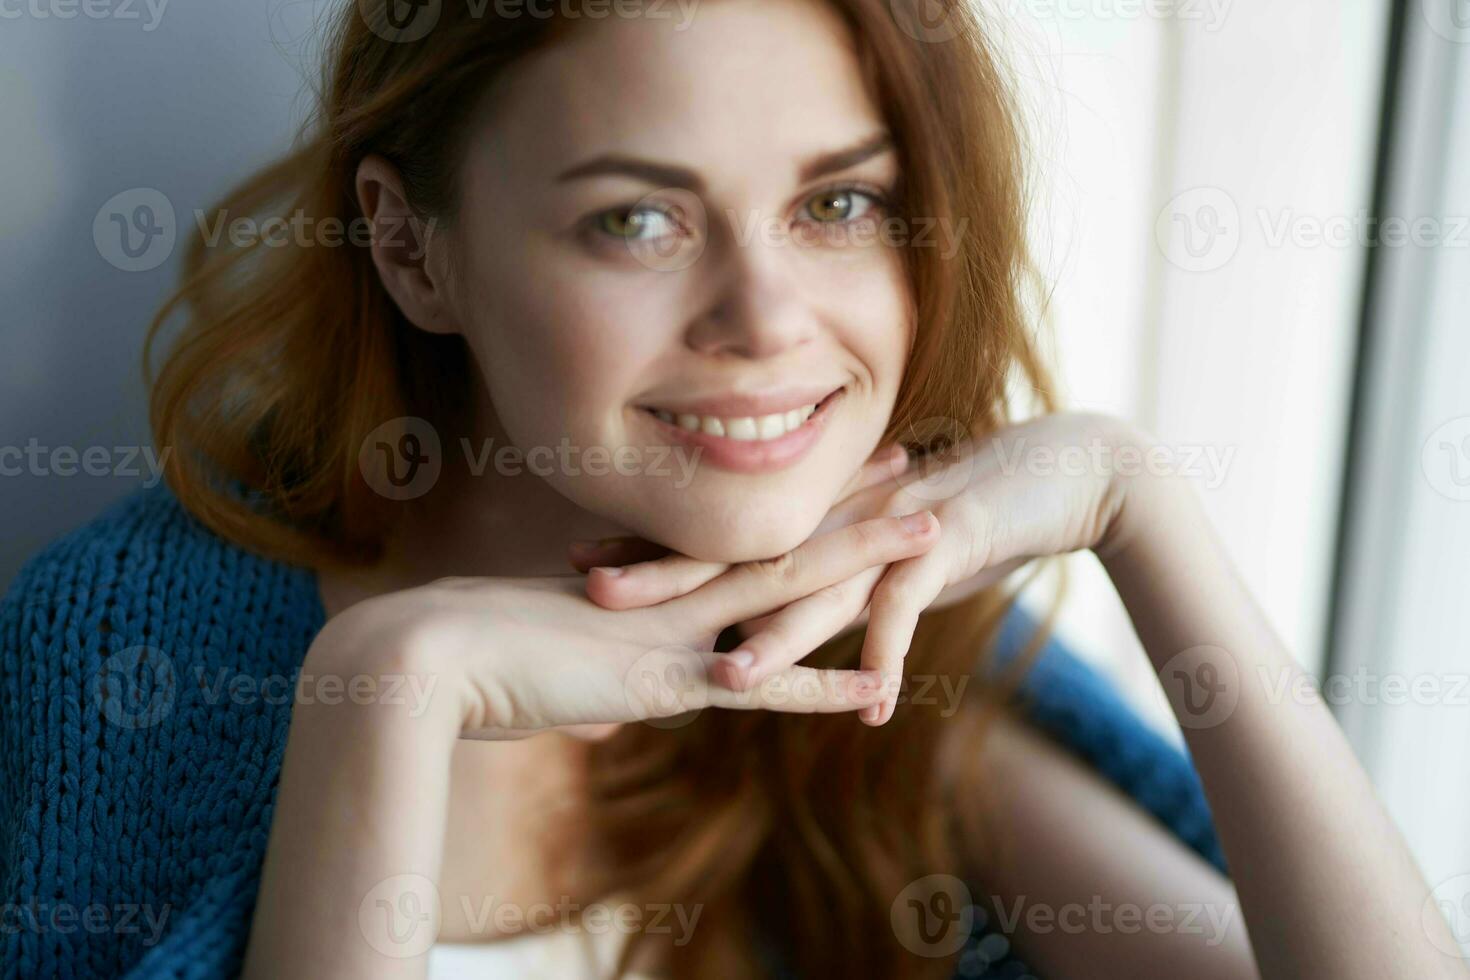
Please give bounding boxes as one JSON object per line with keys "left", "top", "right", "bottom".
{"left": 1099, "top": 472, "right": 1464, "bottom": 978}
{"left": 242, "top": 643, "right": 459, "bottom": 979}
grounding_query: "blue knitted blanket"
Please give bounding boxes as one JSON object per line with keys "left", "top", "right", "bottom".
{"left": 0, "top": 483, "right": 1225, "bottom": 978}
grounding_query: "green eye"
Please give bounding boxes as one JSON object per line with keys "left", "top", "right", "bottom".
{"left": 597, "top": 205, "right": 678, "bottom": 241}
{"left": 804, "top": 187, "right": 882, "bottom": 223}
{"left": 809, "top": 190, "right": 856, "bottom": 222}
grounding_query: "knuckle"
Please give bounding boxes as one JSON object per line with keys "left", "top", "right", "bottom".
{"left": 812, "top": 581, "right": 850, "bottom": 607}
{"left": 346, "top": 616, "right": 447, "bottom": 684}
{"left": 850, "top": 517, "right": 890, "bottom": 553}
{"left": 961, "top": 497, "right": 997, "bottom": 568}
{"left": 753, "top": 549, "right": 801, "bottom": 589}
{"left": 879, "top": 486, "right": 911, "bottom": 516}
{"left": 745, "top": 625, "right": 787, "bottom": 660}
{"left": 869, "top": 579, "right": 908, "bottom": 613}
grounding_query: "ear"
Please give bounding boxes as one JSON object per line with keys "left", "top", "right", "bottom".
{"left": 355, "top": 154, "right": 457, "bottom": 335}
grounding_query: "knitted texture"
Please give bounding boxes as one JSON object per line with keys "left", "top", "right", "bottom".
{"left": 0, "top": 482, "right": 1226, "bottom": 978}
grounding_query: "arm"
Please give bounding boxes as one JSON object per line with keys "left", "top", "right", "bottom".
{"left": 241, "top": 516, "right": 935, "bottom": 976}
{"left": 1099, "top": 452, "right": 1466, "bottom": 978}
{"left": 958, "top": 707, "right": 1257, "bottom": 979}
{"left": 241, "top": 620, "right": 460, "bottom": 980}
{"left": 579, "top": 411, "right": 1470, "bottom": 974}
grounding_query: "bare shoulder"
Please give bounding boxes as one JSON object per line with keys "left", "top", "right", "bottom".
{"left": 945, "top": 706, "right": 1259, "bottom": 980}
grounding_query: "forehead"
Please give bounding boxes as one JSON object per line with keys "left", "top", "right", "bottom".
{"left": 466, "top": 0, "right": 887, "bottom": 187}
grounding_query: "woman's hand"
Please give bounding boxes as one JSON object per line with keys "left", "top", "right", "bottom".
{"left": 246, "top": 501, "right": 943, "bottom": 979}
{"left": 308, "top": 510, "right": 944, "bottom": 740}
{"left": 569, "top": 412, "right": 1141, "bottom": 725}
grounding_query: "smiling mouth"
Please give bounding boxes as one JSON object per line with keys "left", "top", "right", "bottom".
{"left": 636, "top": 386, "right": 845, "bottom": 443}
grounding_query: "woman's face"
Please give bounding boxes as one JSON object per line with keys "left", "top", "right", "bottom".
{"left": 441, "top": 0, "right": 914, "bottom": 562}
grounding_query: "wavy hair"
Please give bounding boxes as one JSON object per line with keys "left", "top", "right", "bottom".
{"left": 143, "top": 0, "right": 1062, "bottom": 976}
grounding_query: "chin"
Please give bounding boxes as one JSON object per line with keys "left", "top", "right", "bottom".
{"left": 561, "top": 467, "right": 844, "bottom": 563}
{"left": 619, "top": 498, "right": 828, "bottom": 566}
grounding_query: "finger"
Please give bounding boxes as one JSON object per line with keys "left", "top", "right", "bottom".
{"left": 630, "top": 447, "right": 905, "bottom": 618}
{"left": 836, "top": 442, "right": 909, "bottom": 502}
{"left": 733, "top": 611, "right": 774, "bottom": 640}
{"left": 811, "top": 465, "right": 917, "bottom": 539}
{"left": 567, "top": 536, "right": 671, "bottom": 573}
{"left": 557, "top": 723, "right": 625, "bottom": 742}
{"left": 621, "top": 646, "right": 887, "bottom": 720}
{"left": 703, "top": 664, "right": 886, "bottom": 714}
{"left": 738, "top": 550, "right": 1031, "bottom": 643}
{"left": 857, "top": 551, "right": 949, "bottom": 726}
{"left": 460, "top": 726, "right": 541, "bottom": 742}
{"left": 711, "top": 565, "right": 883, "bottom": 691}
{"left": 464, "top": 724, "right": 624, "bottom": 742}
{"left": 669, "top": 511, "right": 940, "bottom": 633}
{"left": 585, "top": 553, "right": 730, "bottom": 610}
{"left": 809, "top": 447, "right": 912, "bottom": 540}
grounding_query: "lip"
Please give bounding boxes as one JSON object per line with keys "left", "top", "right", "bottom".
{"left": 633, "top": 382, "right": 846, "bottom": 419}
{"left": 634, "top": 386, "right": 846, "bottom": 475}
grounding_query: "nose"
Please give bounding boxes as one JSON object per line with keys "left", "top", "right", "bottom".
{"left": 684, "top": 233, "right": 819, "bottom": 360}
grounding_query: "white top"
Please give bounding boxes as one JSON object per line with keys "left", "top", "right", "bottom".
{"left": 428, "top": 929, "right": 624, "bottom": 980}
{"left": 426, "top": 900, "right": 666, "bottom": 980}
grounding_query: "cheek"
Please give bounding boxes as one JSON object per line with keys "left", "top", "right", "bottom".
{"left": 448, "top": 222, "right": 913, "bottom": 559}
{"left": 809, "top": 247, "right": 913, "bottom": 398}
{"left": 457, "top": 237, "right": 681, "bottom": 450}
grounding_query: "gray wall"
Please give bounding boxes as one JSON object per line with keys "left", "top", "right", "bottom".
{"left": 0, "top": 0, "right": 328, "bottom": 589}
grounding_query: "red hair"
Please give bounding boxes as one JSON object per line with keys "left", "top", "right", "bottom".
{"left": 144, "top": 0, "right": 1061, "bottom": 975}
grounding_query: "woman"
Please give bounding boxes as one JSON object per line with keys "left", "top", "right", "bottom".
{"left": 1, "top": 0, "right": 1460, "bottom": 977}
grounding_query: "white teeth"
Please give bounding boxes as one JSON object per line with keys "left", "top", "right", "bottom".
{"left": 726, "top": 417, "right": 758, "bottom": 441}
{"left": 756, "top": 414, "right": 786, "bottom": 439}
{"left": 650, "top": 400, "right": 824, "bottom": 442}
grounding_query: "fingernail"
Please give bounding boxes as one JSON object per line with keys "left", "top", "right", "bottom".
{"left": 859, "top": 704, "right": 881, "bottom": 724}
{"left": 900, "top": 511, "right": 933, "bottom": 534}
{"left": 728, "top": 650, "right": 753, "bottom": 668}
{"left": 592, "top": 565, "right": 624, "bottom": 577}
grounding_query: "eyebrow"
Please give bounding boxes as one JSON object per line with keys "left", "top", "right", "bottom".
{"left": 554, "top": 131, "right": 894, "bottom": 191}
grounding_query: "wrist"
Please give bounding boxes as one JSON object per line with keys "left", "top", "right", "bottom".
{"left": 1089, "top": 419, "right": 1180, "bottom": 566}
{"left": 300, "top": 609, "right": 465, "bottom": 742}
